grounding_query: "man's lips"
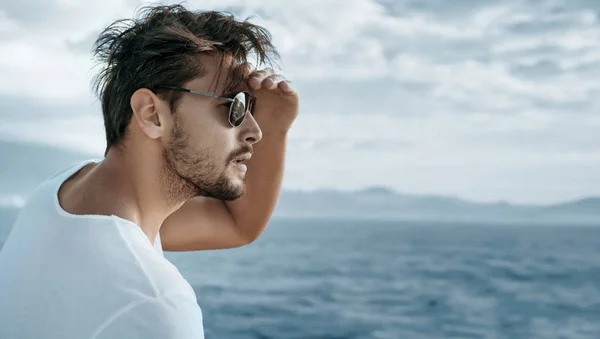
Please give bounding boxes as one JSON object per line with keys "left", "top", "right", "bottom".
{"left": 232, "top": 153, "right": 252, "bottom": 163}
{"left": 230, "top": 152, "right": 252, "bottom": 173}
{"left": 231, "top": 161, "right": 248, "bottom": 172}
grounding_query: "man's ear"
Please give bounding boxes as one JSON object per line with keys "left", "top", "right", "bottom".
{"left": 130, "top": 88, "right": 167, "bottom": 140}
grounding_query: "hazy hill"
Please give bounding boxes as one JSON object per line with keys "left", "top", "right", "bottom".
{"left": 275, "top": 188, "right": 599, "bottom": 225}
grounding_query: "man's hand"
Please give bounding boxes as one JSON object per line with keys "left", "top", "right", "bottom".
{"left": 247, "top": 67, "right": 299, "bottom": 135}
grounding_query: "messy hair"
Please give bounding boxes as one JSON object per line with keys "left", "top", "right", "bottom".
{"left": 92, "top": 4, "right": 279, "bottom": 155}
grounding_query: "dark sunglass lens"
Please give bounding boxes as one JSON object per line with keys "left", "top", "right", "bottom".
{"left": 229, "top": 93, "right": 247, "bottom": 127}
{"left": 247, "top": 95, "right": 256, "bottom": 115}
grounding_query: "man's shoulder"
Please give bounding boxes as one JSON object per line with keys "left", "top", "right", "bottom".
{"left": 20, "top": 158, "right": 101, "bottom": 209}
{"left": 45, "top": 158, "right": 102, "bottom": 183}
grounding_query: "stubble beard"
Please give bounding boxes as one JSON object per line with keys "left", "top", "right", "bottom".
{"left": 161, "top": 118, "right": 245, "bottom": 205}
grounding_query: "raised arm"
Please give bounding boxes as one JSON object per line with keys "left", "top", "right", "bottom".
{"left": 159, "top": 69, "right": 298, "bottom": 251}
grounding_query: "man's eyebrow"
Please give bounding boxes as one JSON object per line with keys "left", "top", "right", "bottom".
{"left": 219, "top": 91, "right": 239, "bottom": 99}
{"left": 218, "top": 82, "right": 250, "bottom": 99}
{"left": 218, "top": 63, "right": 250, "bottom": 97}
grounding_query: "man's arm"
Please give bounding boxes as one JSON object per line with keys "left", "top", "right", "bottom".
{"left": 159, "top": 131, "right": 288, "bottom": 251}
{"left": 159, "top": 69, "right": 298, "bottom": 251}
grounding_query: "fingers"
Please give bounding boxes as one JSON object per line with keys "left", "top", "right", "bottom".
{"left": 278, "top": 79, "right": 294, "bottom": 93}
{"left": 248, "top": 68, "right": 294, "bottom": 93}
{"left": 248, "top": 68, "right": 274, "bottom": 89}
{"left": 262, "top": 74, "right": 287, "bottom": 90}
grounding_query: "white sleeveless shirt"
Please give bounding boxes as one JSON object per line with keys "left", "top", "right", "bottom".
{"left": 0, "top": 159, "right": 204, "bottom": 338}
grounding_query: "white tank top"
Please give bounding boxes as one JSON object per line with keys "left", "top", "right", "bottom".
{"left": 0, "top": 159, "right": 204, "bottom": 338}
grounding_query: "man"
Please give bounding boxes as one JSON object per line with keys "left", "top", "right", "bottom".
{"left": 0, "top": 4, "right": 298, "bottom": 339}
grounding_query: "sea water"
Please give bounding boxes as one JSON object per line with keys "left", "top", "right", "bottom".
{"left": 165, "top": 218, "right": 600, "bottom": 339}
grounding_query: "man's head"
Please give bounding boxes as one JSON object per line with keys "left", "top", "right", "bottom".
{"left": 92, "top": 4, "right": 278, "bottom": 202}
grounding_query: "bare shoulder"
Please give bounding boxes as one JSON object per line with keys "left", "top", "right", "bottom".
{"left": 56, "top": 163, "right": 100, "bottom": 216}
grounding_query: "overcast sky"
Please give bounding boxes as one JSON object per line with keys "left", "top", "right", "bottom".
{"left": 1, "top": 0, "right": 599, "bottom": 204}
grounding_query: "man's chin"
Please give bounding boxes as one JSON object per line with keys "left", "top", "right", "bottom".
{"left": 193, "top": 179, "right": 245, "bottom": 201}
{"left": 224, "top": 182, "right": 246, "bottom": 201}
{"left": 215, "top": 188, "right": 245, "bottom": 201}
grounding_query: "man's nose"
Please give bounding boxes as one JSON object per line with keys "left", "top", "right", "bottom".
{"left": 240, "top": 112, "right": 262, "bottom": 145}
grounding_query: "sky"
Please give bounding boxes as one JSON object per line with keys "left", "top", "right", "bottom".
{"left": 1, "top": 0, "right": 599, "bottom": 205}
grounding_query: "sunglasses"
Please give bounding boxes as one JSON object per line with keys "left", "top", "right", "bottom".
{"left": 155, "top": 85, "right": 256, "bottom": 127}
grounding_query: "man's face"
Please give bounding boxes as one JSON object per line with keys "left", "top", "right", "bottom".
{"left": 161, "top": 55, "right": 262, "bottom": 201}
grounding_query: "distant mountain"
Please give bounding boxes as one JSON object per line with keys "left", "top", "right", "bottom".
{"left": 273, "top": 189, "right": 600, "bottom": 225}
{"left": 542, "top": 197, "right": 600, "bottom": 214}
{"left": 0, "top": 140, "right": 598, "bottom": 227}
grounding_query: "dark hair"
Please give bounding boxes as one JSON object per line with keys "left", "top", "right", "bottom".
{"left": 92, "top": 4, "right": 279, "bottom": 155}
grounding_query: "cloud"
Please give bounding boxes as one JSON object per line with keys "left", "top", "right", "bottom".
{"left": 3, "top": 0, "right": 599, "bottom": 114}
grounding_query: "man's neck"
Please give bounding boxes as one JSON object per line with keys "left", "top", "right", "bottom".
{"left": 63, "top": 148, "right": 186, "bottom": 245}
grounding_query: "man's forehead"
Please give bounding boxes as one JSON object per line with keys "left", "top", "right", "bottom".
{"left": 194, "top": 54, "right": 252, "bottom": 95}
{"left": 221, "top": 62, "right": 252, "bottom": 94}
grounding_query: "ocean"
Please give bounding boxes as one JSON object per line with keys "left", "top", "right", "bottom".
{"left": 167, "top": 218, "right": 600, "bottom": 339}
{"left": 1, "top": 215, "right": 600, "bottom": 338}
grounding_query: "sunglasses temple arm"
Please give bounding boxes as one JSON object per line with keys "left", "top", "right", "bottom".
{"left": 188, "top": 89, "right": 235, "bottom": 102}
